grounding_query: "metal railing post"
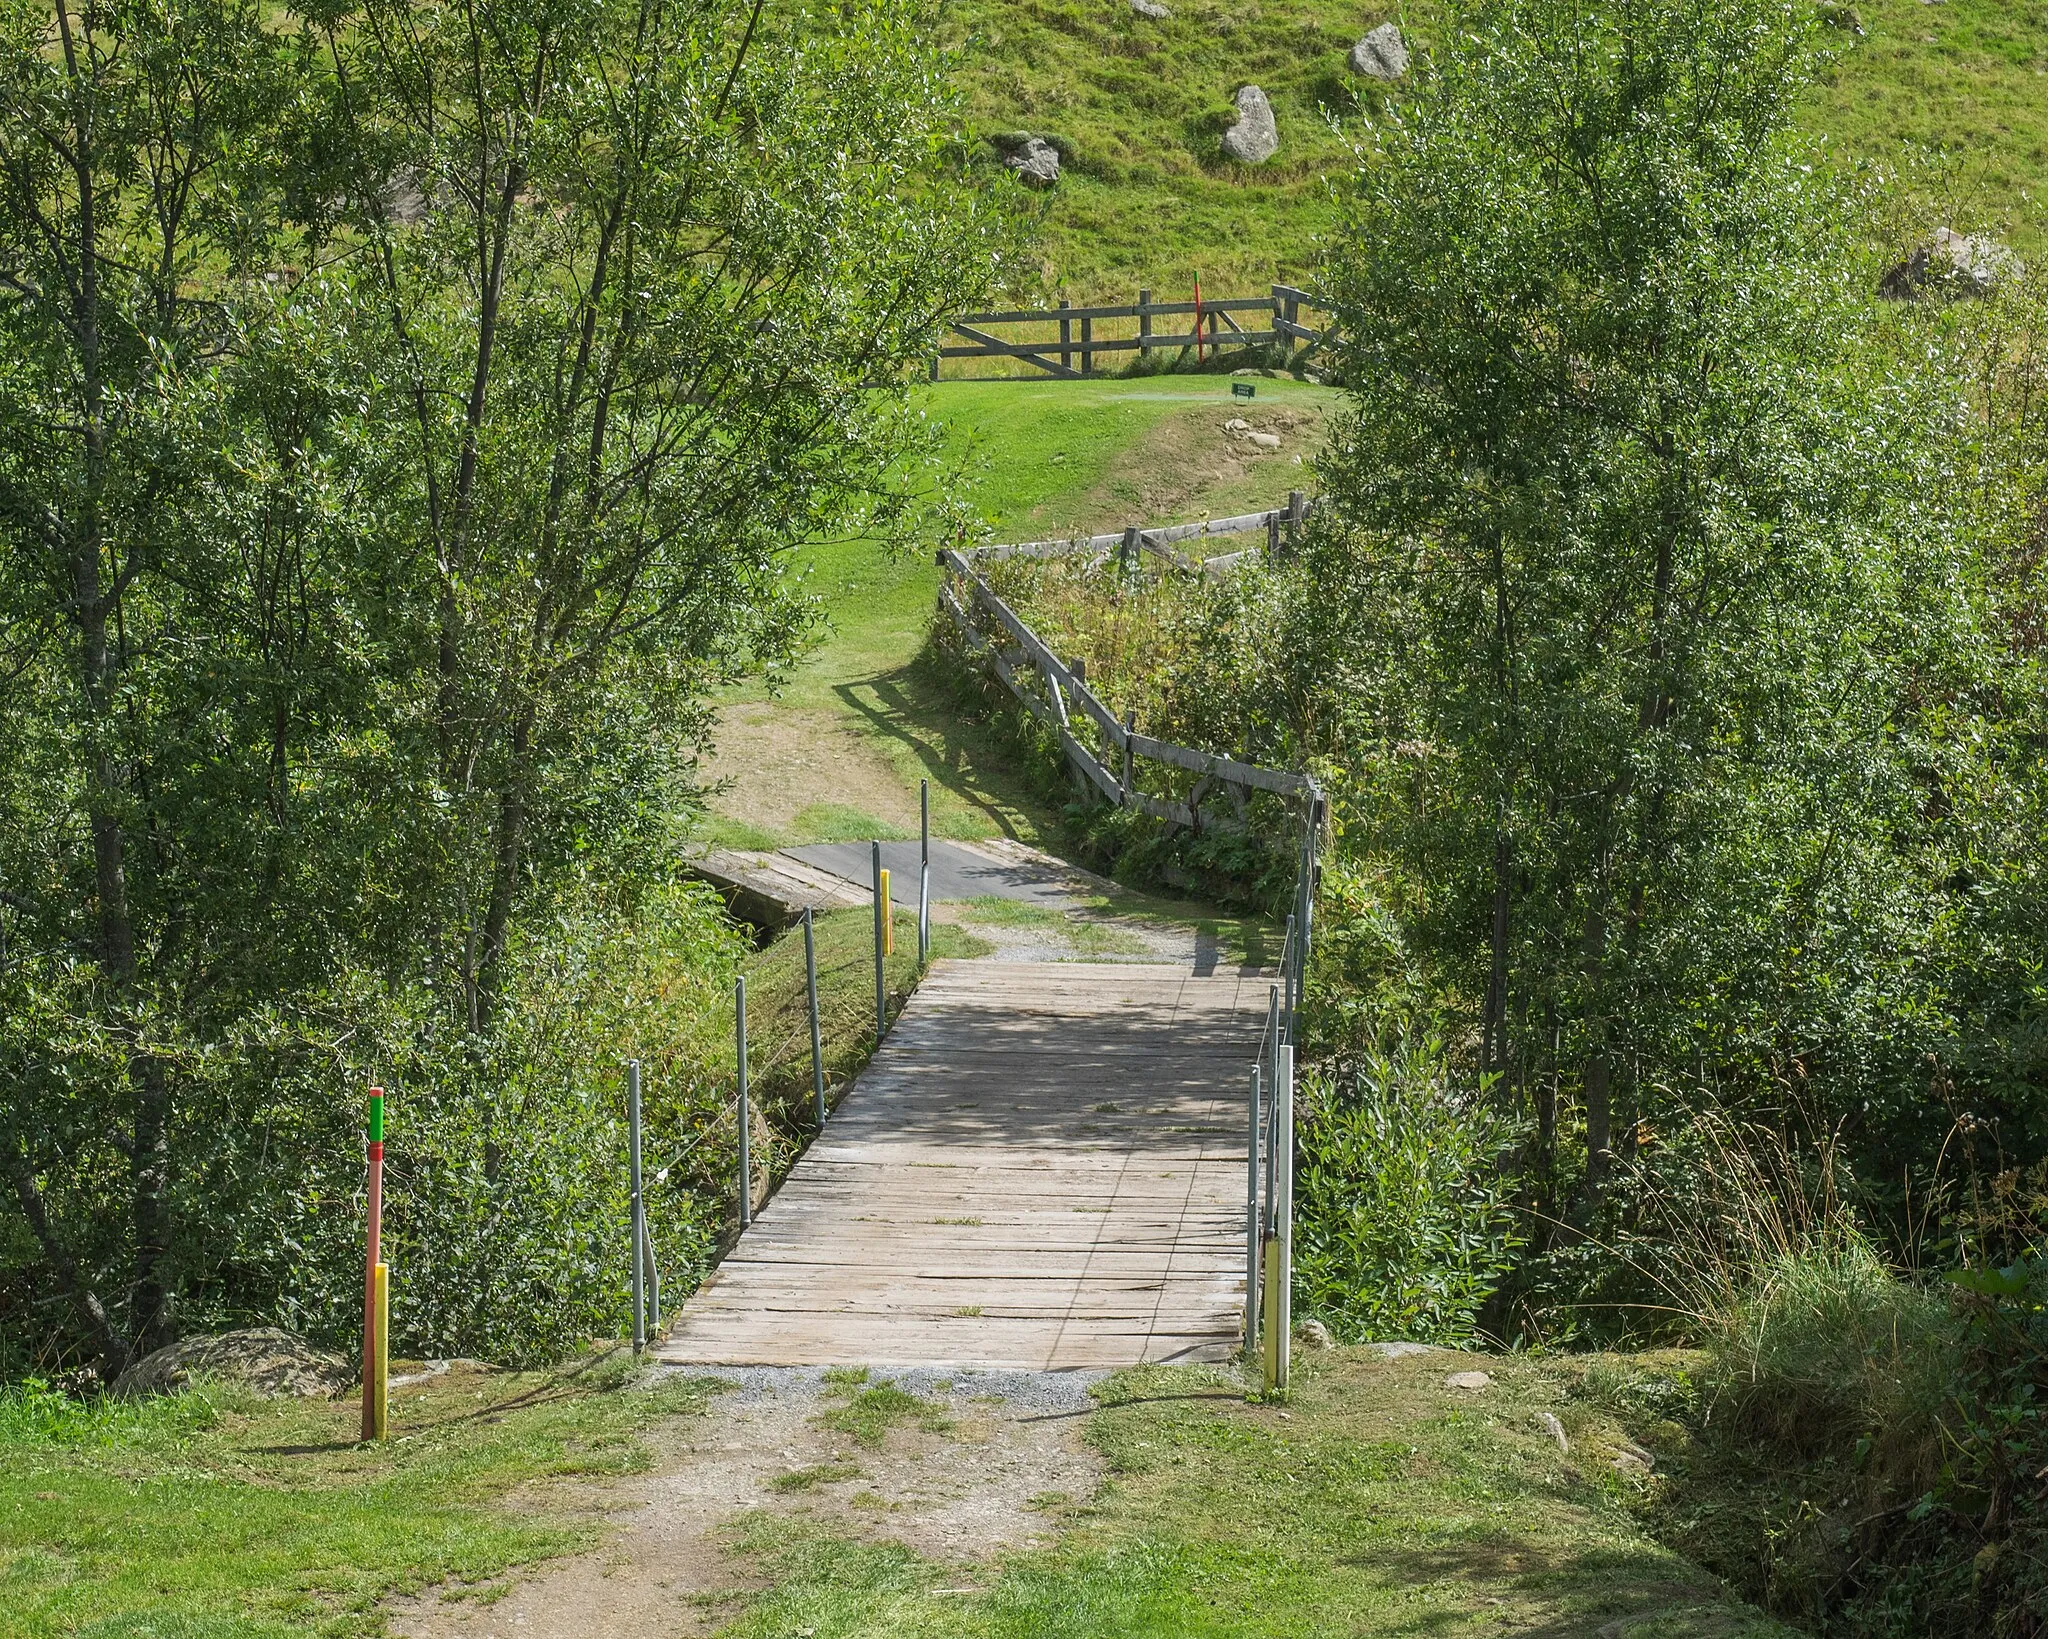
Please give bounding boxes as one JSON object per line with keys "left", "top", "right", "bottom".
{"left": 735, "top": 975, "right": 752, "bottom": 1228}
{"left": 872, "top": 840, "right": 886, "bottom": 1047}
{"left": 919, "top": 780, "right": 931, "bottom": 966}
{"left": 628, "top": 1060, "right": 645, "bottom": 1351}
{"left": 1246, "top": 1065, "right": 1262, "bottom": 1358}
{"left": 1277, "top": 1044, "right": 1295, "bottom": 1393}
{"left": 805, "top": 907, "right": 825, "bottom": 1127}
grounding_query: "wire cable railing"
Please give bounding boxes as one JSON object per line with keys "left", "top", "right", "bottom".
{"left": 1245, "top": 787, "right": 1325, "bottom": 1394}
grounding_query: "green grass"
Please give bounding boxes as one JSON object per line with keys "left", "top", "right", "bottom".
{"left": 951, "top": 0, "right": 2048, "bottom": 298}
{"left": 703, "top": 376, "right": 1336, "bottom": 853}
{"left": 0, "top": 1360, "right": 719, "bottom": 1639}
{"left": 813, "top": 1375, "right": 956, "bottom": 1451}
{"left": 711, "top": 1350, "right": 1795, "bottom": 1638}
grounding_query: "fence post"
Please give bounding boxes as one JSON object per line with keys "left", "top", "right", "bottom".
{"left": 919, "top": 780, "right": 931, "bottom": 965}
{"left": 1120, "top": 710, "right": 1135, "bottom": 804}
{"left": 735, "top": 975, "right": 752, "bottom": 1228}
{"left": 1081, "top": 312, "right": 1093, "bottom": 375}
{"left": 628, "top": 1060, "right": 645, "bottom": 1352}
{"left": 1059, "top": 298, "right": 1072, "bottom": 372}
{"left": 1288, "top": 489, "right": 1305, "bottom": 548}
{"left": 362, "top": 1084, "right": 386, "bottom": 1442}
{"left": 1120, "top": 526, "right": 1139, "bottom": 575}
{"left": 1276, "top": 1044, "right": 1295, "bottom": 1394}
{"left": 1246, "top": 1064, "right": 1262, "bottom": 1358}
{"left": 805, "top": 907, "right": 825, "bottom": 1127}
{"left": 1267, "top": 511, "right": 1280, "bottom": 558}
{"left": 1138, "top": 288, "right": 1152, "bottom": 361}
{"left": 872, "top": 840, "right": 886, "bottom": 1047}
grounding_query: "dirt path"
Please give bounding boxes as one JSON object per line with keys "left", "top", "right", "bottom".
{"left": 388, "top": 1367, "right": 1102, "bottom": 1639}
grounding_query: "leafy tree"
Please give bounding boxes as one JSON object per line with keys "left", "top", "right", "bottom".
{"left": 317, "top": 0, "right": 999, "bottom": 1036}
{"left": 0, "top": 0, "right": 998, "bottom": 1376}
{"left": 1311, "top": 0, "right": 1988, "bottom": 1217}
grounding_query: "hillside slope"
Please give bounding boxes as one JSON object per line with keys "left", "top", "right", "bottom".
{"left": 955, "top": 0, "right": 2048, "bottom": 301}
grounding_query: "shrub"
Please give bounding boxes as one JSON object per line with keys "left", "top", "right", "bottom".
{"left": 1292, "top": 1039, "right": 1524, "bottom": 1344}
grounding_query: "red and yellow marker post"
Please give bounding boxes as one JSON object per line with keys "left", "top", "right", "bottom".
{"left": 879, "top": 869, "right": 893, "bottom": 956}
{"left": 362, "top": 1085, "right": 389, "bottom": 1441}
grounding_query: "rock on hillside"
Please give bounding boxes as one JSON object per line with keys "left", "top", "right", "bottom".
{"left": 1880, "top": 226, "right": 2018, "bottom": 300}
{"left": 1350, "top": 23, "right": 1408, "bottom": 81}
{"left": 1003, "top": 136, "right": 1062, "bottom": 189}
{"left": 1221, "top": 85, "right": 1279, "bottom": 165}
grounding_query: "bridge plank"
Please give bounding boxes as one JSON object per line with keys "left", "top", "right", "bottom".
{"left": 656, "top": 959, "right": 1264, "bottom": 1369}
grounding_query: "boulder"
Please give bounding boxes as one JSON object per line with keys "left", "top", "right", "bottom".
{"left": 115, "top": 1327, "right": 353, "bottom": 1400}
{"left": 1817, "top": 3, "right": 1864, "bottom": 34}
{"left": 1296, "top": 1318, "right": 1335, "bottom": 1349}
{"left": 1880, "top": 227, "right": 2018, "bottom": 301}
{"left": 1442, "top": 1369, "right": 1493, "bottom": 1391}
{"left": 1130, "top": 0, "right": 1171, "bottom": 16}
{"left": 1350, "top": 22, "right": 1409, "bottom": 80}
{"left": 1221, "top": 86, "right": 1280, "bottom": 165}
{"left": 1368, "top": 1340, "right": 1438, "bottom": 1358}
{"left": 1536, "top": 1411, "right": 1570, "bottom": 1452}
{"left": 1000, "top": 136, "right": 1062, "bottom": 190}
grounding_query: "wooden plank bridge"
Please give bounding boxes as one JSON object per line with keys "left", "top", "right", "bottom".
{"left": 657, "top": 959, "right": 1269, "bottom": 1370}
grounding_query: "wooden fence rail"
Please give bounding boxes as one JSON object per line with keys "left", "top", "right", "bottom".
{"left": 936, "top": 283, "right": 1331, "bottom": 381}
{"left": 937, "top": 515, "right": 1317, "bottom": 831}
{"left": 961, "top": 492, "right": 1316, "bottom": 579}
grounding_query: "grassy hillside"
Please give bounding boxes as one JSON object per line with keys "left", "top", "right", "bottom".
{"left": 698, "top": 375, "right": 1334, "bottom": 851}
{"left": 954, "top": 0, "right": 2048, "bottom": 300}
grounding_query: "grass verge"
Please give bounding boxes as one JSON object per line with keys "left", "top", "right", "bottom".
{"left": 710, "top": 1349, "right": 1794, "bottom": 1638}
{"left": 0, "top": 1358, "right": 718, "bottom": 1639}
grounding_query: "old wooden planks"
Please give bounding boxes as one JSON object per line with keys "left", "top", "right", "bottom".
{"left": 656, "top": 959, "right": 1266, "bottom": 1370}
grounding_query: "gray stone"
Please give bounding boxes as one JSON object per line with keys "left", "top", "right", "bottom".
{"left": 1367, "top": 1340, "right": 1438, "bottom": 1358}
{"left": 1536, "top": 1411, "right": 1570, "bottom": 1452}
{"left": 1880, "top": 226, "right": 2018, "bottom": 300}
{"left": 1003, "top": 136, "right": 1061, "bottom": 190}
{"left": 1611, "top": 1438, "right": 1656, "bottom": 1476}
{"left": 1130, "top": 0, "right": 1171, "bottom": 16}
{"left": 1442, "top": 1369, "right": 1493, "bottom": 1390}
{"left": 114, "top": 1327, "right": 353, "bottom": 1400}
{"left": 1350, "top": 22, "right": 1409, "bottom": 80}
{"left": 1296, "top": 1318, "right": 1335, "bottom": 1349}
{"left": 1221, "top": 85, "right": 1279, "bottom": 165}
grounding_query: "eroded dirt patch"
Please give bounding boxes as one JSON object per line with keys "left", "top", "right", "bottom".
{"left": 386, "top": 1366, "right": 1102, "bottom": 1639}
{"left": 1033, "top": 399, "right": 1327, "bottom": 532}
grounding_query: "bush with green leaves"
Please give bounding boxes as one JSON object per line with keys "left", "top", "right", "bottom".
{"left": 1292, "top": 1039, "right": 1524, "bottom": 1344}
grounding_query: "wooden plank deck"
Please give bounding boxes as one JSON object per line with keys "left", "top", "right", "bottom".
{"left": 657, "top": 960, "right": 1272, "bottom": 1370}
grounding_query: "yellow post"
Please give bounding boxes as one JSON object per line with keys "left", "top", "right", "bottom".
{"left": 879, "top": 869, "right": 893, "bottom": 955}
{"left": 371, "top": 1261, "right": 390, "bottom": 1440}
{"left": 1261, "top": 1237, "right": 1281, "bottom": 1394}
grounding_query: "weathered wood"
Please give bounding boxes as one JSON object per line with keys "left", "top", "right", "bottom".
{"left": 1126, "top": 733, "right": 1311, "bottom": 797}
{"left": 957, "top": 296, "right": 1280, "bottom": 325}
{"left": 946, "top": 321, "right": 1081, "bottom": 379}
{"left": 687, "top": 849, "right": 871, "bottom": 928}
{"left": 657, "top": 961, "right": 1270, "bottom": 1368}
{"left": 938, "top": 330, "right": 1284, "bottom": 361}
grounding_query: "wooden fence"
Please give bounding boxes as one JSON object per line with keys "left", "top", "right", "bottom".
{"left": 937, "top": 501, "right": 1320, "bottom": 831}
{"left": 961, "top": 492, "right": 1315, "bottom": 579}
{"left": 935, "top": 283, "right": 1331, "bottom": 381}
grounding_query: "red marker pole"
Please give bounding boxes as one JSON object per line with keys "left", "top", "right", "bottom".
{"left": 362, "top": 1085, "right": 385, "bottom": 1441}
